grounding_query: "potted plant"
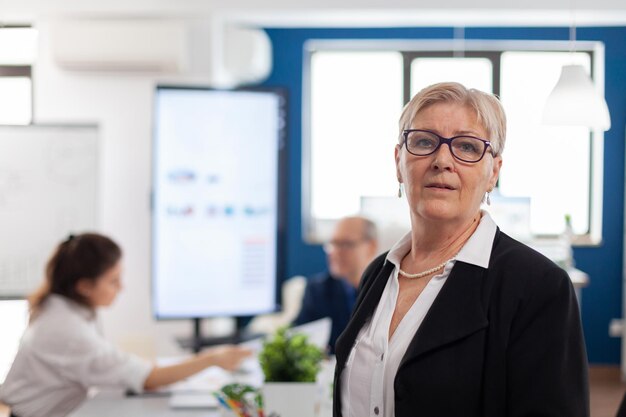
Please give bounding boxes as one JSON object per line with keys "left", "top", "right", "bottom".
{"left": 259, "top": 326, "right": 324, "bottom": 417}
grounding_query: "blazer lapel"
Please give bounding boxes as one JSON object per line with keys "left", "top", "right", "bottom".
{"left": 335, "top": 260, "right": 394, "bottom": 364}
{"left": 399, "top": 261, "right": 489, "bottom": 367}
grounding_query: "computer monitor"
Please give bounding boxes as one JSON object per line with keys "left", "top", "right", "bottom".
{"left": 151, "top": 86, "right": 287, "bottom": 324}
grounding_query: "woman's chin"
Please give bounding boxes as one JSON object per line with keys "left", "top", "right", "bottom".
{"left": 413, "top": 202, "right": 464, "bottom": 223}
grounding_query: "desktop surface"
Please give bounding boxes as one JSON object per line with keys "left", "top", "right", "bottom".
{"left": 67, "top": 389, "right": 219, "bottom": 417}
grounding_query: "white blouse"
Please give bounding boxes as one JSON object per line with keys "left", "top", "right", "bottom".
{"left": 340, "top": 211, "right": 497, "bottom": 417}
{"left": 0, "top": 295, "right": 152, "bottom": 417}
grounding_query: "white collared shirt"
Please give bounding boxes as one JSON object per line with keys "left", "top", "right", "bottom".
{"left": 0, "top": 295, "right": 152, "bottom": 417}
{"left": 340, "top": 211, "right": 497, "bottom": 417}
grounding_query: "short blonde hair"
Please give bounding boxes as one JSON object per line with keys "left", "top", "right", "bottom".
{"left": 398, "top": 82, "right": 507, "bottom": 156}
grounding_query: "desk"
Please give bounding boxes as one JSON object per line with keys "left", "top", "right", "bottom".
{"left": 68, "top": 357, "right": 335, "bottom": 417}
{"left": 568, "top": 267, "right": 589, "bottom": 306}
{"left": 67, "top": 390, "right": 219, "bottom": 417}
{"left": 68, "top": 358, "right": 266, "bottom": 417}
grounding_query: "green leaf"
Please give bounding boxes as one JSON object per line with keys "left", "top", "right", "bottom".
{"left": 259, "top": 326, "right": 324, "bottom": 382}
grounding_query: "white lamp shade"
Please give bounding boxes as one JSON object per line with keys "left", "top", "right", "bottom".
{"left": 542, "top": 64, "right": 611, "bottom": 131}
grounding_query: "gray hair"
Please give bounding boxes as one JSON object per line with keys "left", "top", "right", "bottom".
{"left": 398, "top": 82, "right": 507, "bottom": 157}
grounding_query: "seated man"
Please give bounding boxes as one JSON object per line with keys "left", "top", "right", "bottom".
{"left": 293, "top": 216, "right": 378, "bottom": 354}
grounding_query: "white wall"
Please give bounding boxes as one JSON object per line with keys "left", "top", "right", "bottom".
{"left": 33, "top": 19, "right": 234, "bottom": 359}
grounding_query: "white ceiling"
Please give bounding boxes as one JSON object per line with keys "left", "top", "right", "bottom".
{"left": 2, "top": 0, "right": 626, "bottom": 27}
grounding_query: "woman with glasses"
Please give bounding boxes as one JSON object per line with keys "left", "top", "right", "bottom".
{"left": 333, "top": 82, "right": 588, "bottom": 417}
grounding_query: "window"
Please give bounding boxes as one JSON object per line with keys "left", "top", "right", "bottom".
{"left": 307, "top": 50, "right": 403, "bottom": 221}
{"left": 0, "top": 300, "right": 28, "bottom": 383}
{"left": 304, "top": 40, "right": 604, "bottom": 243}
{"left": 0, "top": 27, "right": 37, "bottom": 125}
{"left": 499, "top": 51, "right": 593, "bottom": 236}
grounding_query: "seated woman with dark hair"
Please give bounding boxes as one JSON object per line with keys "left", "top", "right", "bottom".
{"left": 0, "top": 233, "right": 251, "bottom": 417}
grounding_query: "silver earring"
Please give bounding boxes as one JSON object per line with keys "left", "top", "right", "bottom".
{"left": 398, "top": 183, "right": 403, "bottom": 198}
{"left": 486, "top": 192, "right": 491, "bottom": 206}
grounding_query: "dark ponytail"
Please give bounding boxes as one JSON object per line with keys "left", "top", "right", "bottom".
{"left": 29, "top": 233, "right": 122, "bottom": 320}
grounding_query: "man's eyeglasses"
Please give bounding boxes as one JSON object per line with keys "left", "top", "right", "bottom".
{"left": 323, "top": 239, "right": 366, "bottom": 253}
{"left": 402, "top": 129, "right": 493, "bottom": 163}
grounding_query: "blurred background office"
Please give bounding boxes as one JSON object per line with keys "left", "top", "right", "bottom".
{"left": 0, "top": 1, "right": 625, "bottom": 415}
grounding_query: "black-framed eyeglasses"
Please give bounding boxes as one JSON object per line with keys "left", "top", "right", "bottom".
{"left": 323, "top": 239, "right": 367, "bottom": 253}
{"left": 402, "top": 129, "right": 493, "bottom": 163}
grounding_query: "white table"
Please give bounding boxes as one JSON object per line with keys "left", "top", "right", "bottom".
{"left": 68, "top": 357, "right": 335, "bottom": 417}
{"left": 68, "top": 389, "right": 220, "bottom": 417}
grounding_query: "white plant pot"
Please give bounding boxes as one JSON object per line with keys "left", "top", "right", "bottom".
{"left": 262, "top": 382, "right": 317, "bottom": 417}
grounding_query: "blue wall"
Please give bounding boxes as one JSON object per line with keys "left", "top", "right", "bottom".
{"left": 261, "top": 26, "right": 626, "bottom": 364}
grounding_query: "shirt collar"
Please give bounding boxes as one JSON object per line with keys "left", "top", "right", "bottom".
{"left": 386, "top": 210, "right": 497, "bottom": 270}
{"left": 456, "top": 210, "right": 497, "bottom": 268}
{"left": 47, "top": 293, "right": 96, "bottom": 321}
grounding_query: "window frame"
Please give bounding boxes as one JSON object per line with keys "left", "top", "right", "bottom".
{"left": 303, "top": 39, "right": 606, "bottom": 245}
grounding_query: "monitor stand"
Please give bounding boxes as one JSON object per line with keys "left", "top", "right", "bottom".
{"left": 177, "top": 317, "right": 260, "bottom": 353}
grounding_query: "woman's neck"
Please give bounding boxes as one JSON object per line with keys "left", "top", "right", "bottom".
{"left": 407, "top": 212, "right": 481, "bottom": 262}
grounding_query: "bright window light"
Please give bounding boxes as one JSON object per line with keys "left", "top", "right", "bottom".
{"left": 309, "top": 51, "right": 403, "bottom": 221}
{"left": 0, "top": 77, "right": 32, "bottom": 125}
{"left": 0, "top": 28, "right": 38, "bottom": 65}
{"left": 0, "top": 299, "right": 28, "bottom": 383}
{"left": 499, "top": 51, "right": 591, "bottom": 235}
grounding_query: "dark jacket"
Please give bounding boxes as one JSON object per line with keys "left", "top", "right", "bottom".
{"left": 333, "top": 229, "right": 589, "bottom": 417}
{"left": 293, "top": 272, "right": 356, "bottom": 354}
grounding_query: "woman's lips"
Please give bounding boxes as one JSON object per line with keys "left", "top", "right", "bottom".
{"left": 425, "top": 182, "right": 456, "bottom": 190}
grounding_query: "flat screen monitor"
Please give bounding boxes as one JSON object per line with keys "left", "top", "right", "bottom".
{"left": 152, "top": 86, "right": 286, "bottom": 319}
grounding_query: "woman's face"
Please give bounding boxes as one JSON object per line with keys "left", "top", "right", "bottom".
{"left": 395, "top": 102, "right": 502, "bottom": 226}
{"left": 77, "top": 260, "right": 123, "bottom": 308}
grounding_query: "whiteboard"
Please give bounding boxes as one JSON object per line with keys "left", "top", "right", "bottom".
{"left": 0, "top": 125, "right": 98, "bottom": 298}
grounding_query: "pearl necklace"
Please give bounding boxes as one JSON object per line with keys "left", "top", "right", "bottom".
{"left": 398, "top": 253, "right": 459, "bottom": 279}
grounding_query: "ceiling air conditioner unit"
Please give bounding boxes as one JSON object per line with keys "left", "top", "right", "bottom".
{"left": 50, "top": 20, "right": 188, "bottom": 72}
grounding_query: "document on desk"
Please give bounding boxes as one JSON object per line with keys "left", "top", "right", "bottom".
{"left": 164, "top": 365, "right": 226, "bottom": 409}
{"left": 289, "top": 317, "right": 331, "bottom": 351}
{"left": 239, "top": 317, "right": 331, "bottom": 351}
{"left": 176, "top": 367, "right": 231, "bottom": 393}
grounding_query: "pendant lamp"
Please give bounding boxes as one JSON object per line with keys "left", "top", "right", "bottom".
{"left": 542, "top": 19, "right": 611, "bottom": 131}
{"left": 542, "top": 64, "right": 611, "bottom": 131}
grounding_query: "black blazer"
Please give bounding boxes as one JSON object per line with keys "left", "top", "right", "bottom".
{"left": 333, "top": 229, "right": 589, "bottom": 417}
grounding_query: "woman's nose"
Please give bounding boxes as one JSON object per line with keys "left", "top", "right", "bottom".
{"left": 431, "top": 143, "right": 455, "bottom": 170}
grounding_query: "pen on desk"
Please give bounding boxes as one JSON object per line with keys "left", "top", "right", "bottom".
{"left": 213, "top": 392, "right": 232, "bottom": 410}
{"left": 214, "top": 393, "right": 246, "bottom": 417}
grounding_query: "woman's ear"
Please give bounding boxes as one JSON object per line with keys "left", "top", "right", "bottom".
{"left": 395, "top": 144, "right": 403, "bottom": 183}
{"left": 489, "top": 155, "right": 503, "bottom": 188}
{"left": 75, "top": 278, "right": 94, "bottom": 298}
